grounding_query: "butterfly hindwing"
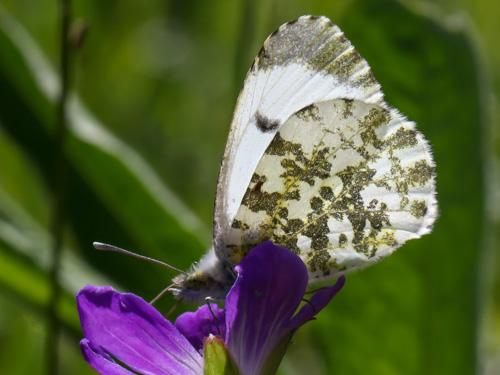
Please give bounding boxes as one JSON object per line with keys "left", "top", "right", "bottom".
{"left": 213, "top": 16, "right": 385, "bottom": 254}
{"left": 170, "top": 15, "right": 437, "bottom": 302}
{"left": 224, "top": 99, "right": 436, "bottom": 281}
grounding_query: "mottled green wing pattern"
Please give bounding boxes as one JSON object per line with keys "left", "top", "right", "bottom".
{"left": 224, "top": 99, "right": 436, "bottom": 282}
{"left": 213, "top": 16, "right": 384, "bottom": 255}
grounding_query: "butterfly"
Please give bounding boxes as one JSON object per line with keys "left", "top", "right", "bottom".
{"left": 169, "top": 15, "right": 437, "bottom": 303}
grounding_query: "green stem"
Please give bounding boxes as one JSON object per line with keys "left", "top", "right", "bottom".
{"left": 234, "top": 0, "right": 256, "bottom": 96}
{"left": 46, "top": 0, "right": 71, "bottom": 374}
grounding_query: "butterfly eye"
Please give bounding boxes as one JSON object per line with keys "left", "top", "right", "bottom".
{"left": 185, "top": 273, "right": 208, "bottom": 291}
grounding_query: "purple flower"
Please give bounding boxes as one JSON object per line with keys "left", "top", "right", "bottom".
{"left": 78, "top": 242, "right": 345, "bottom": 375}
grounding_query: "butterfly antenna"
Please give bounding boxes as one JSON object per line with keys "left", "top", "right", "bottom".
{"left": 93, "top": 242, "right": 188, "bottom": 275}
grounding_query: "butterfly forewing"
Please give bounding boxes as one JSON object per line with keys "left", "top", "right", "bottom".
{"left": 224, "top": 99, "right": 436, "bottom": 281}
{"left": 213, "top": 16, "right": 385, "bottom": 253}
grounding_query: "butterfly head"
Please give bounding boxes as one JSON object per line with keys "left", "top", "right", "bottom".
{"left": 169, "top": 248, "right": 237, "bottom": 303}
{"left": 184, "top": 272, "right": 209, "bottom": 290}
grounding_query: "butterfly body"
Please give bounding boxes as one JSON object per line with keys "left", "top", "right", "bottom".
{"left": 169, "top": 16, "right": 437, "bottom": 303}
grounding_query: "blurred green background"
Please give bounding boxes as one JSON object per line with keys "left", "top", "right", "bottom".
{"left": 0, "top": 0, "right": 498, "bottom": 374}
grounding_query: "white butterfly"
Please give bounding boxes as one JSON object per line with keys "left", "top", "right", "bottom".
{"left": 170, "top": 15, "right": 437, "bottom": 303}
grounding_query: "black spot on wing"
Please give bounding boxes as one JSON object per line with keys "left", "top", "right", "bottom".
{"left": 255, "top": 112, "right": 280, "bottom": 133}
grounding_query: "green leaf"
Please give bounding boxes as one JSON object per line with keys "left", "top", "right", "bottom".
{"left": 282, "top": 1, "right": 487, "bottom": 375}
{"left": 204, "top": 335, "right": 241, "bottom": 375}
{"left": 0, "top": 7, "right": 209, "bottom": 310}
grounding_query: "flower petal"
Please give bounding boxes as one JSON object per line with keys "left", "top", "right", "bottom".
{"left": 175, "top": 304, "right": 226, "bottom": 352}
{"left": 80, "top": 339, "right": 136, "bottom": 375}
{"left": 289, "top": 275, "right": 345, "bottom": 329}
{"left": 77, "top": 285, "right": 203, "bottom": 375}
{"left": 225, "top": 242, "right": 308, "bottom": 375}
